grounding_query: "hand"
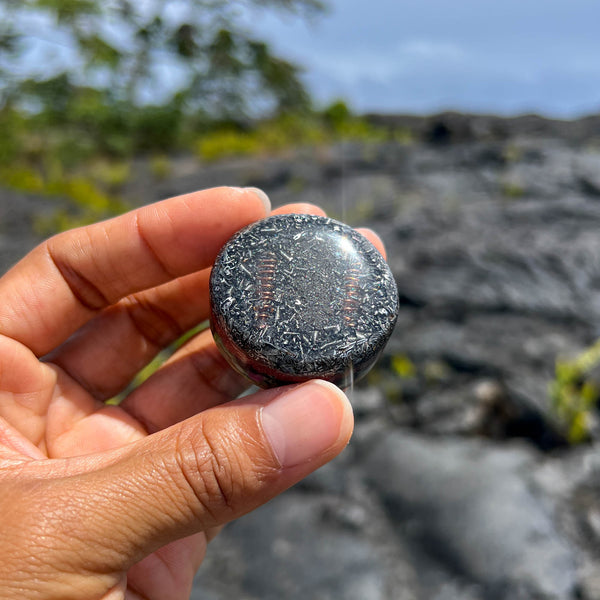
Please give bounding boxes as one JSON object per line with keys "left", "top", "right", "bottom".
{"left": 0, "top": 187, "right": 385, "bottom": 600}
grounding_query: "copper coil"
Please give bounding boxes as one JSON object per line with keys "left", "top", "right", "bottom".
{"left": 257, "top": 253, "right": 277, "bottom": 324}
{"left": 343, "top": 264, "right": 361, "bottom": 328}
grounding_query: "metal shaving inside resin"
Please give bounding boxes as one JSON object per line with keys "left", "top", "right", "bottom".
{"left": 209, "top": 214, "right": 399, "bottom": 388}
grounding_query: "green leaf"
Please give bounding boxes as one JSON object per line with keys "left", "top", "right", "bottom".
{"left": 136, "top": 15, "right": 164, "bottom": 43}
{"left": 0, "top": 30, "right": 19, "bottom": 54}
{"left": 31, "top": 0, "right": 100, "bottom": 21}
{"left": 208, "top": 29, "right": 242, "bottom": 74}
{"left": 171, "top": 23, "right": 198, "bottom": 58}
{"left": 78, "top": 34, "right": 122, "bottom": 68}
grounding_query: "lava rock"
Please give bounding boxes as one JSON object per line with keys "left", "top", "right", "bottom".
{"left": 363, "top": 431, "right": 578, "bottom": 600}
{"left": 193, "top": 485, "right": 419, "bottom": 600}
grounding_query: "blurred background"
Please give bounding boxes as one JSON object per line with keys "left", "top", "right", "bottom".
{"left": 2, "top": 1, "right": 600, "bottom": 599}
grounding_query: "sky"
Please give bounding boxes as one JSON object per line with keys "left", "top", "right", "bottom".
{"left": 248, "top": 0, "right": 600, "bottom": 118}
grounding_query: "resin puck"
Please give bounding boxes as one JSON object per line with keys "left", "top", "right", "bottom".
{"left": 209, "top": 214, "right": 399, "bottom": 388}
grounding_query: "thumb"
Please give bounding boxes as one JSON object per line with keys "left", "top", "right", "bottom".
{"left": 36, "top": 380, "right": 353, "bottom": 572}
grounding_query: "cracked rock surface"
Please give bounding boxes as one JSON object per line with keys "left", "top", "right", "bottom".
{"left": 4, "top": 113, "right": 600, "bottom": 599}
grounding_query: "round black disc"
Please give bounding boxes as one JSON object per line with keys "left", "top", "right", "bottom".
{"left": 209, "top": 214, "right": 399, "bottom": 388}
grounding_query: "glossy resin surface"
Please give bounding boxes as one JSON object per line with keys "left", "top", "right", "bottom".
{"left": 210, "top": 214, "right": 399, "bottom": 388}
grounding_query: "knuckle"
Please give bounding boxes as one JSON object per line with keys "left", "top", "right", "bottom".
{"left": 174, "top": 424, "right": 242, "bottom": 522}
{"left": 123, "top": 293, "right": 185, "bottom": 349}
{"left": 172, "top": 415, "right": 277, "bottom": 525}
{"left": 45, "top": 236, "right": 109, "bottom": 312}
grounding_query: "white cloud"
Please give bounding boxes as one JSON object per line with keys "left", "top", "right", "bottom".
{"left": 399, "top": 40, "right": 466, "bottom": 61}
{"left": 314, "top": 38, "right": 468, "bottom": 85}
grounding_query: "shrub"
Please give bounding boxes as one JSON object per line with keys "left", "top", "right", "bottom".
{"left": 549, "top": 340, "right": 600, "bottom": 443}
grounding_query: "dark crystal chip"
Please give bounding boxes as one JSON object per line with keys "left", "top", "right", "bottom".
{"left": 209, "top": 214, "right": 399, "bottom": 388}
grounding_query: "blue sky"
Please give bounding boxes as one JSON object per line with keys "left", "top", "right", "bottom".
{"left": 249, "top": 0, "right": 600, "bottom": 117}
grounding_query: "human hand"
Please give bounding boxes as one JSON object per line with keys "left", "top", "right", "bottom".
{"left": 0, "top": 187, "right": 385, "bottom": 600}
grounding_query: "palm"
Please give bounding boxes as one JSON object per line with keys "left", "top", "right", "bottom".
{"left": 0, "top": 328, "right": 216, "bottom": 599}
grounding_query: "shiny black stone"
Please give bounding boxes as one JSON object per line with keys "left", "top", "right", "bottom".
{"left": 209, "top": 214, "right": 399, "bottom": 388}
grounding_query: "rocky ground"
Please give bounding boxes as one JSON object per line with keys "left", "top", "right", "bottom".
{"left": 3, "top": 113, "right": 600, "bottom": 599}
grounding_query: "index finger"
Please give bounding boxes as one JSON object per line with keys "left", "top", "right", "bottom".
{"left": 0, "top": 187, "right": 270, "bottom": 356}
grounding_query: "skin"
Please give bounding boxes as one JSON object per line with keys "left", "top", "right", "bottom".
{"left": 0, "top": 187, "right": 386, "bottom": 600}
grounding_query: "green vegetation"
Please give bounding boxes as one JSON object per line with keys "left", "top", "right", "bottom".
{"left": 501, "top": 180, "right": 525, "bottom": 199}
{"left": 195, "top": 106, "right": 393, "bottom": 162}
{"left": 1, "top": 1, "right": 322, "bottom": 119}
{"left": 391, "top": 354, "right": 417, "bottom": 379}
{"left": 502, "top": 144, "right": 523, "bottom": 164}
{"left": 0, "top": 1, "right": 407, "bottom": 233}
{"left": 0, "top": 99, "right": 399, "bottom": 232}
{"left": 366, "top": 353, "right": 420, "bottom": 405}
{"left": 149, "top": 155, "right": 172, "bottom": 180}
{"left": 0, "top": 162, "right": 130, "bottom": 233}
{"left": 550, "top": 340, "right": 600, "bottom": 443}
{"left": 0, "top": 0, "right": 322, "bottom": 229}
{"left": 423, "top": 360, "right": 453, "bottom": 384}
{"left": 108, "top": 321, "right": 210, "bottom": 404}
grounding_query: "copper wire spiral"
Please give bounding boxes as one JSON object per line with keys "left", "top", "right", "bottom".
{"left": 343, "top": 263, "right": 361, "bottom": 329}
{"left": 257, "top": 252, "right": 277, "bottom": 325}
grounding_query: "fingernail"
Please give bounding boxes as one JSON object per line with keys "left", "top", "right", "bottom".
{"left": 245, "top": 187, "right": 271, "bottom": 214}
{"left": 261, "top": 380, "right": 352, "bottom": 468}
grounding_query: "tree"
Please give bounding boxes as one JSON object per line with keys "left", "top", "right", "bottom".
{"left": 0, "top": 1, "right": 338, "bottom": 233}
{"left": 0, "top": 0, "right": 325, "bottom": 123}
